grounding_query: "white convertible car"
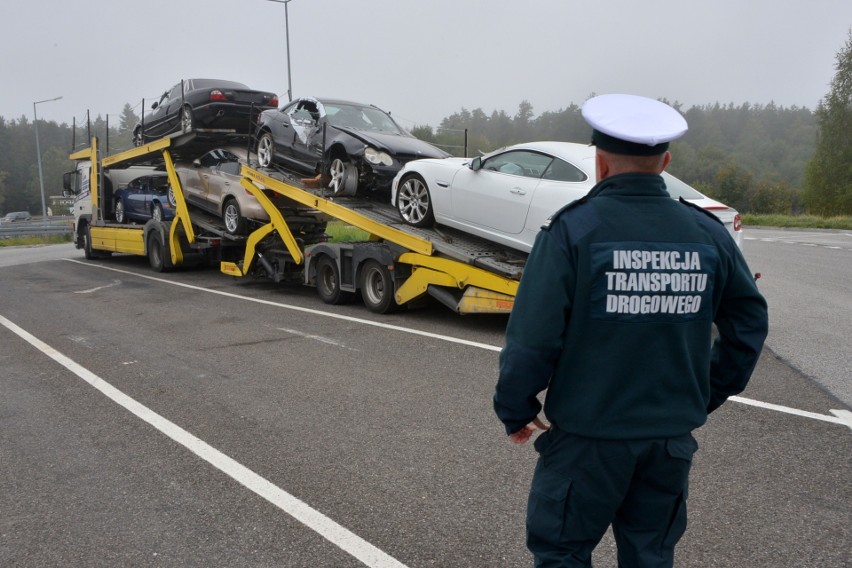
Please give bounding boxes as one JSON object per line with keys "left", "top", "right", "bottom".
{"left": 390, "top": 141, "right": 743, "bottom": 253}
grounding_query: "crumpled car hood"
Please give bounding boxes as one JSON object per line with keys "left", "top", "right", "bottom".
{"left": 333, "top": 126, "right": 449, "bottom": 158}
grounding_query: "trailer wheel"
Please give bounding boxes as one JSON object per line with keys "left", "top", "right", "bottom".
{"left": 147, "top": 231, "right": 167, "bottom": 272}
{"left": 316, "top": 255, "right": 355, "bottom": 305}
{"left": 359, "top": 260, "right": 399, "bottom": 314}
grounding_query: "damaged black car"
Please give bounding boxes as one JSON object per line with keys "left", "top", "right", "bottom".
{"left": 255, "top": 97, "right": 450, "bottom": 196}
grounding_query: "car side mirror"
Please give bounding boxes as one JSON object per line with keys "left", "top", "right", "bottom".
{"left": 193, "top": 159, "right": 201, "bottom": 168}
{"left": 469, "top": 156, "right": 482, "bottom": 171}
{"left": 151, "top": 101, "right": 159, "bottom": 110}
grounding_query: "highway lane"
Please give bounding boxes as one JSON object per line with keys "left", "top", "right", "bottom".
{"left": 0, "top": 242, "right": 850, "bottom": 567}
{"left": 742, "top": 227, "right": 852, "bottom": 405}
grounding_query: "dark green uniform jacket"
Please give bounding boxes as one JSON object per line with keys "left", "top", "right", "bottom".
{"left": 494, "top": 173, "right": 768, "bottom": 439}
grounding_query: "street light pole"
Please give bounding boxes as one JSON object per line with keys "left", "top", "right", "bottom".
{"left": 267, "top": 0, "right": 293, "bottom": 102}
{"left": 33, "top": 96, "right": 63, "bottom": 221}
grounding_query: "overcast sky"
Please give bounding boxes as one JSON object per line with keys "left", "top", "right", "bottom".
{"left": 2, "top": 0, "right": 850, "bottom": 133}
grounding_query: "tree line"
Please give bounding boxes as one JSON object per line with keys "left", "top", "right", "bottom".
{"left": 1, "top": 31, "right": 849, "bottom": 217}
{"left": 413, "top": 100, "right": 817, "bottom": 215}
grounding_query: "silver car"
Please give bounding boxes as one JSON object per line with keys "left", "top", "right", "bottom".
{"left": 174, "top": 146, "right": 279, "bottom": 235}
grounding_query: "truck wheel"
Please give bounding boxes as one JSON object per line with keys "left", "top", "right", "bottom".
{"left": 147, "top": 231, "right": 167, "bottom": 272}
{"left": 359, "top": 260, "right": 398, "bottom": 314}
{"left": 83, "top": 224, "right": 95, "bottom": 260}
{"left": 223, "top": 199, "right": 245, "bottom": 235}
{"left": 83, "top": 224, "right": 110, "bottom": 260}
{"left": 316, "top": 255, "right": 355, "bottom": 305}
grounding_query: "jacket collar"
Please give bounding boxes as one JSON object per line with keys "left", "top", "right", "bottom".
{"left": 587, "top": 173, "right": 668, "bottom": 199}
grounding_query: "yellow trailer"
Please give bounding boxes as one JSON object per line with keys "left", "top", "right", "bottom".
{"left": 65, "top": 133, "right": 524, "bottom": 314}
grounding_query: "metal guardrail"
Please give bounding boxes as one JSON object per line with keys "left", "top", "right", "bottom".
{"left": 0, "top": 219, "right": 74, "bottom": 238}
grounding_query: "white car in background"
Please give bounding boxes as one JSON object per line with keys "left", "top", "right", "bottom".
{"left": 391, "top": 141, "right": 743, "bottom": 253}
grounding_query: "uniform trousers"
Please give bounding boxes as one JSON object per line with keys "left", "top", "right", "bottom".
{"left": 526, "top": 428, "right": 698, "bottom": 567}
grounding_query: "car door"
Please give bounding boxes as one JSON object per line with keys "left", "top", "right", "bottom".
{"left": 287, "top": 99, "right": 325, "bottom": 169}
{"left": 147, "top": 83, "right": 182, "bottom": 136}
{"left": 450, "top": 149, "right": 552, "bottom": 234}
{"left": 525, "top": 157, "right": 594, "bottom": 234}
{"left": 124, "top": 177, "right": 149, "bottom": 219}
{"left": 203, "top": 150, "right": 243, "bottom": 213}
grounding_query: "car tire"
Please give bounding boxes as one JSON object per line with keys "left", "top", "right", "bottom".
{"left": 223, "top": 199, "right": 246, "bottom": 235}
{"left": 152, "top": 202, "right": 164, "bottom": 222}
{"left": 168, "top": 186, "right": 177, "bottom": 207}
{"left": 257, "top": 132, "right": 275, "bottom": 168}
{"left": 359, "top": 259, "right": 398, "bottom": 314}
{"left": 115, "top": 199, "right": 127, "bottom": 224}
{"left": 181, "top": 106, "right": 194, "bottom": 133}
{"left": 316, "top": 255, "right": 355, "bottom": 305}
{"left": 397, "top": 173, "right": 434, "bottom": 227}
{"left": 328, "top": 157, "right": 358, "bottom": 196}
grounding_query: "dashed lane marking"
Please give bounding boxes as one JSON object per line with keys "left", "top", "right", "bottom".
{"left": 64, "top": 259, "right": 850, "bottom": 430}
{"left": 0, "top": 314, "right": 409, "bottom": 568}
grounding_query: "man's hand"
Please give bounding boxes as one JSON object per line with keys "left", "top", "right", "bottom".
{"left": 508, "top": 417, "right": 550, "bottom": 444}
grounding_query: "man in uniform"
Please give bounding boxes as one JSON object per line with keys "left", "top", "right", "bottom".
{"left": 493, "top": 94, "right": 768, "bottom": 567}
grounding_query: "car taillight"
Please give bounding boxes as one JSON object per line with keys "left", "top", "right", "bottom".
{"left": 269, "top": 95, "right": 279, "bottom": 107}
{"left": 209, "top": 89, "right": 228, "bottom": 101}
{"left": 733, "top": 213, "right": 742, "bottom": 232}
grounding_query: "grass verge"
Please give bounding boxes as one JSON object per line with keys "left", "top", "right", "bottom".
{"left": 742, "top": 214, "right": 852, "bottom": 230}
{"left": 0, "top": 234, "right": 73, "bottom": 247}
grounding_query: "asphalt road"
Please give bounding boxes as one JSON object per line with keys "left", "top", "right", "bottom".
{"left": 0, "top": 235, "right": 850, "bottom": 567}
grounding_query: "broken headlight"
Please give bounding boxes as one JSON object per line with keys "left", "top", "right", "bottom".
{"left": 364, "top": 147, "right": 393, "bottom": 166}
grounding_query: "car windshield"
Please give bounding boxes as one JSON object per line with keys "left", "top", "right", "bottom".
{"left": 324, "top": 103, "right": 404, "bottom": 134}
{"left": 662, "top": 172, "right": 704, "bottom": 200}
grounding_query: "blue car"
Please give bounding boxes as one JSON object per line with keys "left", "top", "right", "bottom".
{"left": 114, "top": 174, "right": 176, "bottom": 224}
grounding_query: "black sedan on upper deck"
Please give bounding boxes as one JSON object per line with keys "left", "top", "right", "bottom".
{"left": 133, "top": 79, "right": 278, "bottom": 146}
{"left": 255, "top": 97, "right": 451, "bottom": 196}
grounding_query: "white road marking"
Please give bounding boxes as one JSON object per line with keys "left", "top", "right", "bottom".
{"left": 729, "top": 396, "right": 850, "bottom": 428}
{"left": 277, "top": 327, "right": 358, "bottom": 351}
{"left": 64, "top": 260, "right": 502, "bottom": 352}
{"left": 829, "top": 409, "right": 852, "bottom": 431}
{"left": 0, "top": 314, "right": 409, "bottom": 568}
{"left": 74, "top": 279, "right": 122, "bottom": 294}
{"left": 64, "top": 260, "right": 848, "bottom": 429}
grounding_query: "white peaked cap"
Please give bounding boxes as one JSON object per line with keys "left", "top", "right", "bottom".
{"left": 582, "top": 94, "right": 688, "bottom": 147}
